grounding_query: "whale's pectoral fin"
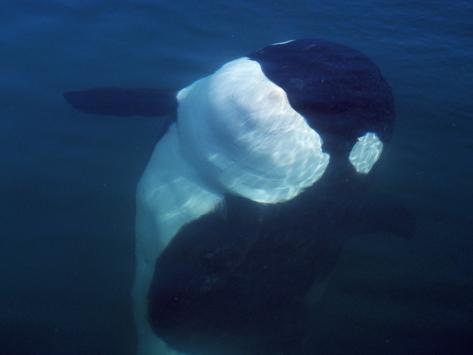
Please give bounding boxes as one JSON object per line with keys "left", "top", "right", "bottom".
{"left": 64, "top": 87, "right": 177, "bottom": 117}
{"left": 352, "top": 194, "right": 416, "bottom": 240}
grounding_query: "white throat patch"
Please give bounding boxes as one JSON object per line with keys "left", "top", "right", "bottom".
{"left": 177, "top": 57, "right": 330, "bottom": 203}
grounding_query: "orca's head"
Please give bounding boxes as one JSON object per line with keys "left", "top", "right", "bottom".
{"left": 175, "top": 39, "right": 394, "bottom": 204}
{"left": 249, "top": 38, "right": 395, "bottom": 178}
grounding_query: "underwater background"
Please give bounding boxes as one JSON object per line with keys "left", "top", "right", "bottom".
{"left": 1, "top": 0, "right": 472, "bottom": 354}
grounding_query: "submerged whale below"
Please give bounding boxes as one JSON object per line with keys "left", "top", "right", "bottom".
{"left": 65, "top": 38, "right": 415, "bottom": 355}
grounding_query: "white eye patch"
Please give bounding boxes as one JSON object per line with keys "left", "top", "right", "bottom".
{"left": 348, "top": 132, "right": 383, "bottom": 174}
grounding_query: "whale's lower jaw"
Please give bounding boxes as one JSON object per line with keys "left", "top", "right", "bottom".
{"left": 133, "top": 124, "right": 222, "bottom": 355}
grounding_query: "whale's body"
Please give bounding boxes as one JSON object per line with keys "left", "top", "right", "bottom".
{"left": 64, "top": 39, "right": 414, "bottom": 355}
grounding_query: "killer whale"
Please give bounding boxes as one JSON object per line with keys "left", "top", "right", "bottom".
{"left": 64, "top": 39, "right": 414, "bottom": 355}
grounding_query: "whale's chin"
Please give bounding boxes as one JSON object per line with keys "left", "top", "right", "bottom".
{"left": 177, "top": 57, "right": 329, "bottom": 204}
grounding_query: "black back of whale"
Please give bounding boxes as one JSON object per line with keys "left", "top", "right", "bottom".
{"left": 249, "top": 39, "right": 395, "bottom": 155}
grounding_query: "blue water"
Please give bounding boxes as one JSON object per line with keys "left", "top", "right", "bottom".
{"left": 1, "top": 1, "right": 472, "bottom": 354}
